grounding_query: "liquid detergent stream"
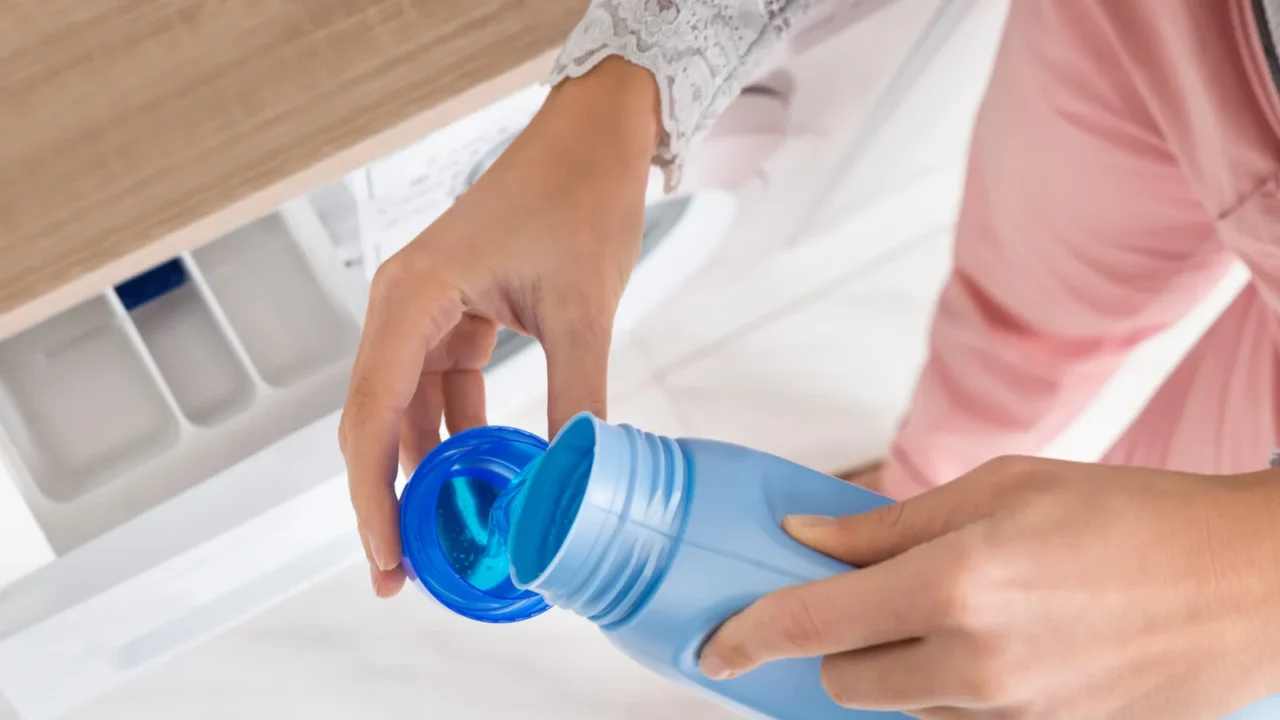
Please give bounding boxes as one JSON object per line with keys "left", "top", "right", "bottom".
{"left": 433, "top": 456, "right": 542, "bottom": 597}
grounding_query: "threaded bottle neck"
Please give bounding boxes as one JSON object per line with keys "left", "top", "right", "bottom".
{"left": 507, "top": 414, "right": 690, "bottom": 627}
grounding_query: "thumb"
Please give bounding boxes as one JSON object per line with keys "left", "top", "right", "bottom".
{"left": 783, "top": 457, "right": 1032, "bottom": 566}
{"left": 540, "top": 296, "right": 614, "bottom": 436}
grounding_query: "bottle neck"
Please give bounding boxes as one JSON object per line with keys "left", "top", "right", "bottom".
{"left": 506, "top": 414, "right": 691, "bottom": 627}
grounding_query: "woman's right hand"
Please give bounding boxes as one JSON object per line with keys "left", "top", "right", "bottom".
{"left": 339, "top": 58, "right": 662, "bottom": 597}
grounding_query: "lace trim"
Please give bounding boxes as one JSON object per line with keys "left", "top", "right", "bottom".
{"left": 547, "top": 0, "right": 813, "bottom": 187}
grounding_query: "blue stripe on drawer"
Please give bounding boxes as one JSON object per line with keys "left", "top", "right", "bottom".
{"left": 114, "top": 259, "right": 187, "bottom": 311}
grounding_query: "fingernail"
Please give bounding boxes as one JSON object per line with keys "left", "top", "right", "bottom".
{"left": 370, "top": 566, "right": 382, "bottom": 594}
{"left": 699, "top": 649, "right": 736, "bottom": 681}
{"left": 783, "top": 514, "right": 835, "bottom": 534}
{"left": 366, "top": 531, "right": 394, "bottom": 571}
{"left": 782, "top": 514, "right": 838, "bottom": 549}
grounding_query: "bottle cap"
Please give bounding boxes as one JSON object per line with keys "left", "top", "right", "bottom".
{"left": 399, "top": 425, "right": 551, "bottom": 623}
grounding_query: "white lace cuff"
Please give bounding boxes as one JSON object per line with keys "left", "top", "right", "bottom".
{"left": 548, "top": 0, "right": 813, "bottom": 183}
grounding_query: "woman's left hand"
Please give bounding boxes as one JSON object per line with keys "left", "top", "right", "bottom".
{"left": 699, "top": 457, "right": 1280, "bottom": 719}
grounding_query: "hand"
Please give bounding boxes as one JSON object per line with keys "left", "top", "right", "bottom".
{"left": 699, "top": 457, "right": 1280, "bottom": 719}
{"left": 339, "top": 59, "right": 661, "bottom": 597}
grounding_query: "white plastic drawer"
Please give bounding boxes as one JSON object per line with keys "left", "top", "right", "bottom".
{"left": 0, "top": 199, "right": 368, "bottom": 719}
{"left": 0, "top": 201, "right": 363, "bottom": 556}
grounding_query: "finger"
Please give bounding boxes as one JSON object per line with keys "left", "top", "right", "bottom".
{"left": 343, "top": 263, "right": 464, "bottom": 574}
{"left": 446, "top": 313, "right": 499, "bottom": 369}
{"left": 359, "top": 521, "right": 408, "bottom": 598}
{"left": 783, "top": 456, "right": 1047, "bottom": 566}
{"left": 400, "top": 372, "right": 444, "bottom": 474}
{"left": 699, "top": 546, "right": 942, "bottom": 679}
{"left": 371, "top": 562, "right": 407, "bottom": 599}
{"left": 819, "top": 639, "right": 957, "bottom": 711}
{"left": 443, "top": 369, "right": 487, "bottom": 435}
{"left": 438, "top": 314, "right": 495, "bottom": 435}
{"left": 540, "top": 296, "right": 613, "bottom": 436}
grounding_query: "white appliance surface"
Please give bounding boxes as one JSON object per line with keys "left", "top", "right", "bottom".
{"left": 2, "top": 1, "right": 1244, "bottom": 717}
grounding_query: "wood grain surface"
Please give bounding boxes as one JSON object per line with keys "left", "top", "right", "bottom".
{"left": 0, "top": 0, "right": 586, "bottom": 337}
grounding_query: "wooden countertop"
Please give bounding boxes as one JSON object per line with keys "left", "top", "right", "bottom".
{"left": 0, "top": 0, "right": 586, "bottom": 339}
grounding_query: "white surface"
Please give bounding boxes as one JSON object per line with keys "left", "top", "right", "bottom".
{"left": 65, "top": 573, "right": 735, "bottom": 720}
{"left": 0, "top": 417, "right": 354, "bottom": 719}
{"left": 780, "top": 0, "right": 976, "bottom": 250}
{"left": 0, "top": 463, "right": 53, "bottom": 591}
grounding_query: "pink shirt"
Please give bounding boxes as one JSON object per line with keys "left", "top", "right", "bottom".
{"left": 882, "top": 0, "right": 1280, "bottom": 496}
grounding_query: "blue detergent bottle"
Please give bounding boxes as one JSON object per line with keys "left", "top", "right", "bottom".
{"left": 398, "top": 414, "right": 1280, "bottom": 720}
{"left": 399, "top": 412, "right": 904, "bottom": 719}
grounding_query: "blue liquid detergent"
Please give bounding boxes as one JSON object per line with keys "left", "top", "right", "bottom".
{"left": 401, "top": 415, "right": 1280, "bottom": 720}
{"left": 434, "top": 476, "right": 508, "bottom": 593}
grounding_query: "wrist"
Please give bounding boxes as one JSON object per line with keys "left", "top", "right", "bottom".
{"left": 525, "top": 57, "right": 661, "bottom": 182}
